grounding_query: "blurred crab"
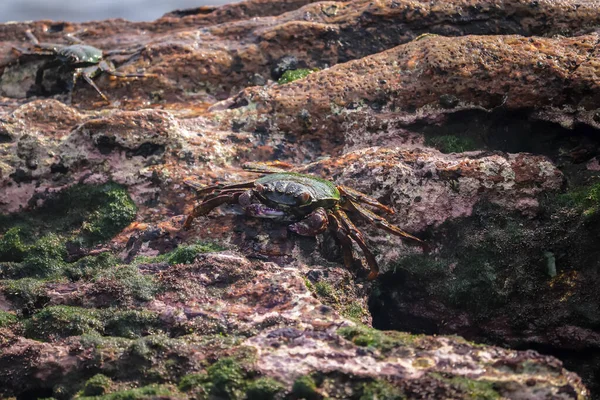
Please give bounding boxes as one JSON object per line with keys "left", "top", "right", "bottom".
{"left": 12, "top": 29, "right": 154, "bottom": 103}
{"left": 183, "top": 163, "right": 422, "bottom": 280}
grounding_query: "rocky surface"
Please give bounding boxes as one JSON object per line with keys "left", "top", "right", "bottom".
{"left": 1, "top": 0, "right": 599, "bottom": 398}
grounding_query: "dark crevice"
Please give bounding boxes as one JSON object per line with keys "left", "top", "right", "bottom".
{"left": 410, "top": 108, "right": 600, "bottom": 163}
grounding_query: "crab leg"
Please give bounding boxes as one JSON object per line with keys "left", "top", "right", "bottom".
{"left": 345, "top": 201, "right": 422, "bottom": 243}
{"left": 242, "top": 161, "right": 294, "bottom": 174}
{"left": 99, "top": 60, "right": 156, "bottom": 78}
{"left": 11, "top": 47, "right": 55, "bottom": 56}
{"left": 183, "top": 191, "right": 244, "bottom": 230}
{"left": 24, "top": 30, "right": 39, "bottom": 44}
{"left": 79, "top": 69, "right": 110, "bottom": 104}
{"left": 35, "top": 59, "right": 62, "bottom": 89}
{"left": 327, "top": 211, "right": 355, "bottom": 271}
{"left": 184, "top": 179, "right": 255, "bottom": 197}
{"left": 338, "top": 185, "right": 395, "bottom": 215}
{"left": 288, "top": 207, "right": 329, "bottom": 236}
{"left": 334, "top": 209, "right": 379, "bottom": 280}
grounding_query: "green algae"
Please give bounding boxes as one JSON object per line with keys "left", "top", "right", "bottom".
{"left": 337, "top": 324, "right": 418, "bottom": 353}
{"left": 342, "top": 303, "right": 369, "bottom": 323}
{"left": 1, "top": 277, "right": 49, "bottom": 311}
{"left": 178, "top": 352, "right": 283, "bottom": 400}
{"left": 23, "top": 306, "right": 165, "bottom": 341}
{"left": 0, "top": 227, "right": 27, "bottom": 262}
{"left": 80, "top": 185, "right": 137, "bottom": 243}
{"left": 0, "top": 310, "right": 18, "bottom": 328}
{"left": 429, "top": 373, "right": 500, "bottom": 399}
{"left": 132, "top": 241, "right": 225, "bottom": 267}
{"left": 206, "top": 357, "right": 247, "bottom": 398}
{"left": 306, "top": 279, "right": 369, "bottom": 324}
{"left": 64, "top": 252, "right": 119, "bottom": 282}
{"left": 25, "top": 305, "right": 104, "bottom": 340}
{"left": 93, "top": 265, "right": 159, "bottom": 304}
{"left": 245, "top": 377, "right": 285, "bottom": 400}
{"left": 0, "top": 183, "right": 136, "bottom": 246}
{"left": 292, "top": 375, "right": 320, "bottom": 400}
{"left": 77, "top": 384, "right": 181, "bottom": 400}
{"left": 104, "top": 310, "right": 162, "bottom": 339}
{"left": 19, "top": 234, "right": 67, "bottom": 278}
{"left": 314, "top": 281, "right": 337, "bottom": 300}
{"left": 81, "top": 374, "right": 113, "bottom": 397}
{"left": 358, "top": 380, "right": 405, "bottom": 400}
{"left": 557, "top": 182, "right": 600, "bottom": 217}
{"left": 425, "top": 135, "right": 477, "bottom": 153}
{"left": 278, "top": 68, "right": 316, "bottom": 84}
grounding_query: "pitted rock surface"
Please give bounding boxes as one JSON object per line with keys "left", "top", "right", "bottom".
{"left": 1, "top": 0, "right": 599, "bottom": 398}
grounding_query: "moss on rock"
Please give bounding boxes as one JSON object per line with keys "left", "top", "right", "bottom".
{"left": 104, "top": 310, "right": 162, "bottom": 339}
{"left": 278, "top": 68, "right": 316, "bottom": 84}
{"left": 0, "top": 183, "right": 136, "bottom": 246}
{"left": 1, "top": 277, "right": 49, "bottom": 311}
{"left": 25, "top": 305, "right": 104, "bottom": 341}
{"left": 77, "top": 384, "right": 181, "bottom": 400}
{"left": 92, "top": 265, "right": 159, "bottom": 304}
{"left": 424, "top": 135, "right": 477, "bottom": 153}
{"left": 19, "top": 234, "right": 67, "bottom": 278}
{"left": 557, "top": 182, "right": 600, "bottom": 217}
{"left": 0, "top": 227, "right": 27, "bottom": 262}
{"left": 64, "top": 252, "right": 119, "bottom": 282}
{"left": 81, "top": 374, "right": 113, "bottom": 397}
{"left": 245, "top": 377, "right": 285, "bottom": 400}
{"left": 337, "top": 324, "right": 418, "bottom": 354}
{"left": 0, "top": 310, "right": 18, "bottom": 328}
{"left": 292, "top": 375, "right": 321, "bottom": 400}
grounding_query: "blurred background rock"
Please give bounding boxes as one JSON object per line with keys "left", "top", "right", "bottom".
{"left": 0, "top": 0, "right": 234, "bottom": 22}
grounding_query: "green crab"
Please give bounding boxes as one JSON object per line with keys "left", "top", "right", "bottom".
{"left": 183, "top": 163, "right": 422, "bottom": 280}
{"left": 13, "top": 30, "right": 153, "bottom": 103}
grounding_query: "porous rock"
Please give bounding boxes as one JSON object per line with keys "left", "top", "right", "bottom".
{"left": 1, "top": 0, "right": 599, "bottom": 398}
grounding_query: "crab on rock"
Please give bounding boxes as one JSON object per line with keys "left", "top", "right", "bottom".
{"left": 183, "top": 163, "right": 422, "bottom": 280}
{"left": 13, "top": 30, "right": 153, "bottom": 103}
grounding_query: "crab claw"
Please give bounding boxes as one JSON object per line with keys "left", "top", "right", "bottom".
{"left": 289, "top": 208, "right": 328, "bottom": 236}
{"left": 245, "top": 204, "right": 286, "bottom": 218}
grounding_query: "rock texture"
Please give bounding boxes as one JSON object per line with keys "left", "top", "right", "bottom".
{"left": 1, "top": 0, "right": 599, "bottom": 398}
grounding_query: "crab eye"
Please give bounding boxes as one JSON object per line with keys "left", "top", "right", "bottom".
{"left": 298, "top": 191, "right": 311, "bottom": 205}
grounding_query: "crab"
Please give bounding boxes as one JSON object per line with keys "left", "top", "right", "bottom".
{"left": 12, "top": 30, "right": 154, "bottom": 103}
{"left": 183, "top": 163, "right": 422, "bottom": 280}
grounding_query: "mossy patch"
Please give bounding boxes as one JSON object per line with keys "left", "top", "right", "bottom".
{"left": 104, "top": 310, "right": 162, "bottom": 339}
{"left": 134, "top": 242, "right": 225, "bottom": 266}
{"left": 245, "top": 377, "right": 285, "bottom": 400}
{"left": 23, "top": 306, "right": 165, "bottom": 341}
{"left": 77, "top": 384, "right": 181, "bottom": 400}
{"left": 80, "top": 374, "right": 113, "bottom": 397}
{"left": 1, "top": 277, "right": 49, "bottom": 312}
{"left": 18, "top": 234, "right": 67, "bottom": 278}
{"left": 64, "top": 252, "right": 119, "bottom": 282}
{"left": 278, "top": 68, "right": 317, "bottom": 84}
{"left": 25, "top": 305, "right": 104, "bottom": 341}
{"left": 337, "top": 324, "right": 419, "bottom": 353}
{"left": 425, "top": 135, "right": 477, "bottom": 153}
{"left": 385, "top": 207, "right": 539, "bottom": 315}
{"left": 0, "top": 227, "right": 27, "bottom": 262}
{"left": 178, "top": 352, "right": 280, "bottom": 400}
{"left": 557, "top": 182, "right": 600, "bottom": 217}
{"left": 93, "top": 265, "right": 159, "bottom": 304}
{"left": 0, "top": 183, "right": 136, "bottom": 246}
{"left": 429, "top": 373, "right": 500, "bottom": 399}
{"left": 0, "top": 310, "right": 18, "bottom": 328}
{"left": 291, "top": 375, "right": 320, "bottom": 400}
{"left": 358, "top": 380, "right": 405, "bottom": 400}
{"left": 306, "top": 279, "right": 370, "bottom": 324}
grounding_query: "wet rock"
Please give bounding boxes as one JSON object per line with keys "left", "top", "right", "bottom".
{"left": 1, "top": 0, "right": 599, "bottom": 398}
